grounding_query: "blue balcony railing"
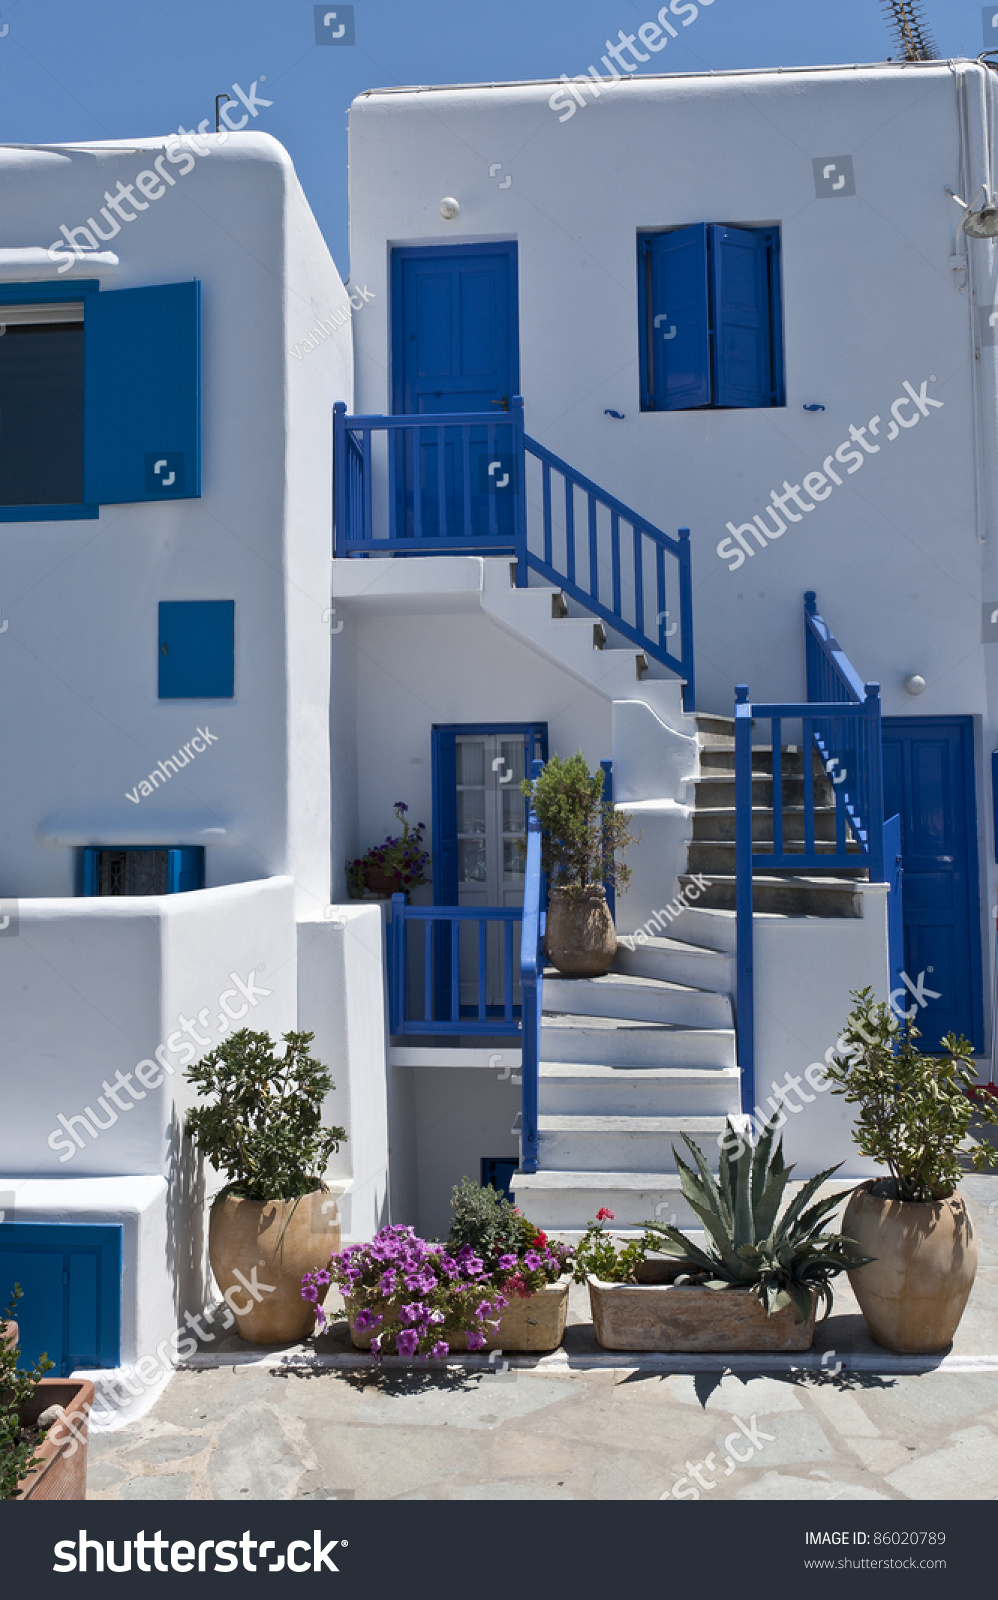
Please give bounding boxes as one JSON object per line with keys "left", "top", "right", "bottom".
{"left": 734, "top": 593, "right": 900, "bottom": 1113}
{"left": 387, "top": 900, "right": 523, "bottom": 1036}
{"left": 333, "top": 399, "right": 695, "bottom": 712}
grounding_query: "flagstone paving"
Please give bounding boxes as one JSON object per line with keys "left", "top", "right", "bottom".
{"left": 85, "top": 1172, "right": 998, "bottom": 1501}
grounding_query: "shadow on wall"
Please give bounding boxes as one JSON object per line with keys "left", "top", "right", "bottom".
{"left": 167, "top": 1110, "right": 211, "bottom": 1327}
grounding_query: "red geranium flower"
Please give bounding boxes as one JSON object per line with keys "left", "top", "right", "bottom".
{"left": 596, "top": 1208, "right": 614, "bottom": 1222}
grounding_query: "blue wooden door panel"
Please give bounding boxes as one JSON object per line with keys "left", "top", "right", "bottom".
{"left": 0, "top": 1222, "right": 121, "bottom": 1373}
{"left": 392, "top": 244, "right": 518, "bottom": 542}
{"left": 167, "top": 846, "right": 205, "bottom": 893}
{"left": 159, "top": 599, "right": 234, "bottom": 698}
{"left": 710, "top": 226, "right": 775, "bottom": 408}
{"left": 641, "top": 225, "right": 711, "bottom": 411}
{"left": 83, "top": 281, "right": 201, "bottom": 505}
{"left": 882, "top": 718, "right": 983, "bottom": 1051}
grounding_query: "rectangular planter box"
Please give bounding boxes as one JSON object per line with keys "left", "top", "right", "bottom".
{"left": 588, "top": 1276, "right": 816, "bottom": 1353}
{"left": 16, "top": 1378, "right": 95, "bottom": 1501}
{"left": 350, "top": 1281, "right": 570, "bottom": 1354}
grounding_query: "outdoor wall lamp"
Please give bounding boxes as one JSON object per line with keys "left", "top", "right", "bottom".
{"left": 903, "top": 673, "right": 927, "bottom": 695}
{"left": 439, "top": 197, "right": 460, "bottom": 220}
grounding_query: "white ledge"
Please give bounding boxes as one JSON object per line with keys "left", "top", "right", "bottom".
{"left": 0, "top": 247, "right": 120, "bottom": 280}
{"left": 36, "top": 811, "right": 237, "bottom": 847}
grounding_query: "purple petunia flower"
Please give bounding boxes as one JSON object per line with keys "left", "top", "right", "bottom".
{"left": 498, "top": 1253, "right": 517, "bottom": 1271}
{"left": 429, "top": 1341, "right": 449, "bottom": 1361}
{"left": 396, "top": 1328, "right": 419, "bottom": 1359}
{"left": 524, "top": 1250, "right": 542, "bottom": 1271}
{"left": 466, "top": 1331, "right": 485, "bottom": 1351}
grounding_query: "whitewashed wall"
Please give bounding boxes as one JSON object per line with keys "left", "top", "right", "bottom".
{"left": 0, "top": 134, "right": 350, "bottom": 914}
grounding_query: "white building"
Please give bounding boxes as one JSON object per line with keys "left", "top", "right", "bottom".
{"left": 2, "top": 56, "right": 996, "bottom": 1392}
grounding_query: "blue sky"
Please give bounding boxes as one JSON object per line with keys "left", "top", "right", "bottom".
{"left": 0, "top": 0, "right": 984, "bottom": 270}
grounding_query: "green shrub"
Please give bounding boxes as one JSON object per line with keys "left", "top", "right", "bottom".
{"left": 826, "top": 988, "right": 998, "bottom": 1202}
{"left": 1, "top": 1285, "right": 55, "bottom": 1500}
{"left": 520, "top": 752, "right": 638, "bottom": 900}
{"left": 185, "top": 1028, "right": 346, "bottom": 1202}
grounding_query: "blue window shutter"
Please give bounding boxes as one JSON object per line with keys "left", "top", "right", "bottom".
{"left": 639, "top": 226, "right": 710, "bottom": 411}
{"left": 159, "top": 600, "right": 234, "bottom": 698}
{"left": 710, "top": 226, "right": 781, "bottom": 408}
{"left": 83, "top": 281, "right": 201, "bottom": 505}
{"left": 432, "top": 730, "right": 459, "bottom": 906}
{"left": 168, "top": 847, "right": 205, "bottom": 893}
{"left": 82, "top": 848, "right": 99, "bottom": 897}
{"left": 0, "top": 1222, "right": 121, "bottom": 1373}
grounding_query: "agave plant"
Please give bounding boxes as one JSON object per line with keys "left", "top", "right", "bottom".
{"left": 642, "top": 1112, "right": 871, "bottom": 1323}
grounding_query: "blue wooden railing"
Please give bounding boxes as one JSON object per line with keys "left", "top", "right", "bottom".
{"left": 519, "top": 758, "right": 546, "bottom": 1174}
{"left": 388, "top": 899, "right": 522, "bottom": 1036}
{"left": 333, "top": 399, "right": 695, "bottom": 712}
{"left": 735, "top": 593, "right": 897, "bottom": 1113}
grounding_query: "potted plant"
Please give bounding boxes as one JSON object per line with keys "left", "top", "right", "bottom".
{"left": 576, "top": 1114, "right": 867, "bottom": 1352}
{"left": 443, "top": 1178, "right": 574, "bottom": 1351}
{"left": 347, "top": 801, "right": 430, "bottom": 899}
{"left": 826, "top": 988, "right": 998, "bottom": 1353}
{"left": 185, "top": 1028, "right": 347, "bottom": 1344}
{"left": 3, "top": 1286, "right": 94, "bottom": 1501}
{"left": 520, "top": 753, "right": 637, "bottom": 976}
{"left": 304, "top": 1225, "right": 505, "bottom": 1359}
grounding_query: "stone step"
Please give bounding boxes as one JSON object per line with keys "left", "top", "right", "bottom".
{"left": 694, "top": 714, "right": 735, "bottom": 749}
{"left": 693, "top": 805, "right": 850, "bottom": 844}
{"left": 543, "top": 970, "right": 731, "bottom": 1029}
{"left": 613, "top": 932, "right": 734, "bottom": 990}
{"left": 538, "top": 1062, "right": 741, "bottom": 1116}
{"left": 537, "top": 1113, "right": 727, "bottom": 1173}
{"left": 686, "top": 840, "right": 866, "bottom": 877}
{"left": 510, "top": 1170, "right": 703, "bottom": 1232}
{"left": 695, "top": 774, "right": 835, "bottom": 808}
{"left": 699, "top": 746, "right": 821, "bottom": 777}
{"left": 678, "top": 872, "right": 864, "bottom": 917}
{"left": 541, "top": 1013, "right": 736, "bottom": 1068}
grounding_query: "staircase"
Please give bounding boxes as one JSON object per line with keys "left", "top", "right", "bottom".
{"left": 512, "top": 712, "right": 870, "bottom": 1234}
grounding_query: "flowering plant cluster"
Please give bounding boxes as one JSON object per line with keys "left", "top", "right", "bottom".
{"left": 572, "top": 1208, "right": 649, "bottom": 1285}
{"left": 347, "top": 802, "right": 431, "bottom": 898}
{"left": 302, "top": 1225, "right": 507, "bottom": 1360}
{"left": 447, "top": 1176, "right": 573, "bottom": 1298}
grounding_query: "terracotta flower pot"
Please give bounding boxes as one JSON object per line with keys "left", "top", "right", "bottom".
{"left": 364, "top": 864, "right": 399, "bottom": 897}
{"left": 348, "top": 1282, "right": 571, "bottom": 1355}
{"left": 15, "top": 1378, "right": 95, "bottom": 1501}
{"left": 587, "top": 1277, "right": 817, "bottom": 1352}
{"left": 208, "top": 1189, "right": 340, "bottom": 1345}
{"left": 544, "top": 886, "right": 617, "bottom": 977}
{"left": 843, "top": 1180, "right": 978, "bottom": 1353}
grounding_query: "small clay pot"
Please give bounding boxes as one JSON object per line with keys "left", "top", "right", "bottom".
{"left": 544, "top": 885, "right": 617, "bottom": 977}
{"left": 843, "top": 1180, "right": 978, "bottom": 1353}
{"left": 208, "top": 1188, "right": 340, "bottom": 1344}
{"left": 364, "top": 864, "right": 399, "bottom": 897}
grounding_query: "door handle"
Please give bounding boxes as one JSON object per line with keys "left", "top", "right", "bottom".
{"left": 490, "top": 397, "right": 509, "bottom": 412}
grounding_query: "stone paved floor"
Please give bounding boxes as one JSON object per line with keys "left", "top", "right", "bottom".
{"left": 86, "top": 1172, "right": 998, "bottom": 1502}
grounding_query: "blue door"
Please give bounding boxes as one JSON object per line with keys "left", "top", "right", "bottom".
{"left": 0, "top": 1222, "right": 122, "bottom": 1374}
{"left": 882, "top": 717, "right": 983, "bottom": 1051}
{"left": 391, "top": 243, "right": 519, "bottom": 541}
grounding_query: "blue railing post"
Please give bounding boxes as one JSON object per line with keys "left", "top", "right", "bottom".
{"left": 511, "top": 396, "right": 529, "bottom": 588}
{"left": 390, "top": 893, "right": 406, "bottom": 1034}
{"left": 519, "top": 757, "right": 544, "bottom": 1174}
{"left": 678, "top": 527, "right": 696, "bottom": 714}
{"left": 734, "top": 685, "right": 755, "bottom": 1115}
{"left": 864, "top": 682, "right": 885, "bottom": 883}
{"left": 333, "top": 401, "right": 347, "bottom": 557}
{"left": 600, "top": 758, "right": 616, "bottom": 923}
{"left": 884, "top": 813, "right": 904, "bottom": 1002}
{"left": 803, "top": 590, "right": 818, "bottom": 700}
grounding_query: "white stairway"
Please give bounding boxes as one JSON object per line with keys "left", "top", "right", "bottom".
{"left": 512, "top": 936, "right": 740, "bottom": 1233}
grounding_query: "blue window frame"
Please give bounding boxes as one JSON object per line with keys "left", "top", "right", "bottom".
{"left": 638, "top": 225, "right": 784, "bottom": 412}
{"left": 0, "top": 1222, "right": 122, "bottom": 1373}
{"left": 159, "top": 600, "right": 234, "bottom": 698}
{"left": 0, "top": 277, "right": 200, "bottom": 521}
{"left": 82, "top": 846, "right": 205, "bottom": 896}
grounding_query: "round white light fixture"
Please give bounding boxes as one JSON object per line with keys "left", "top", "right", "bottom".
{"left": 439, "top": 197, "right": 460, "bottom": 220}
{"left": 903, "top": 673, "right": 927, "bottom": 696}
{"left": 947, "top": 185, "right": 998, "bottom": 238}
